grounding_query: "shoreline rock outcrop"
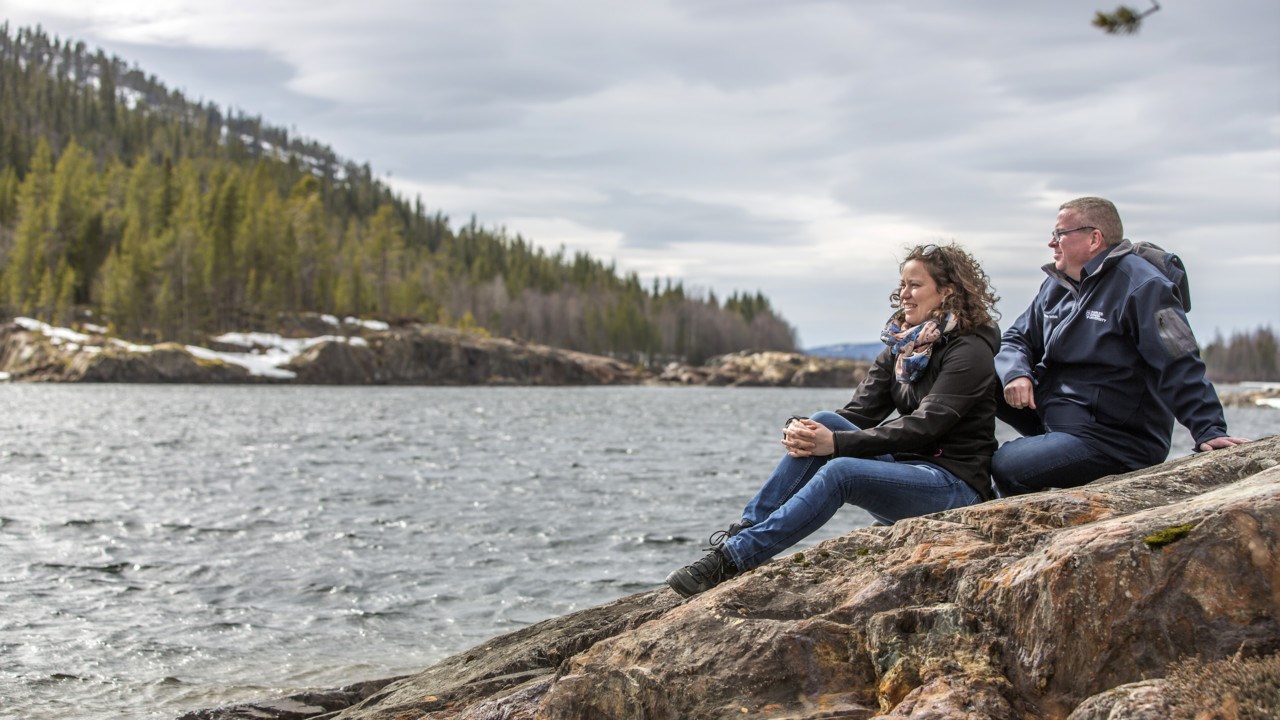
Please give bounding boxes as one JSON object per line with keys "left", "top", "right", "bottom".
{"left": 0, "top": 320, "right": 865, "bottom": 387}
{"left": 657, "top": 350, "right": 868, "bottom": 388}
{"left": 1219, "top": 384, "right": 1280, "bottom": 409}
{"left": 281, "top": 325, "right": 647, "bottom": 385}
{"left": 0, "top": 323, "right": 256, "bottom": 383}
{"left": 181, "top": 437, "right": 1280, "bottom": 720}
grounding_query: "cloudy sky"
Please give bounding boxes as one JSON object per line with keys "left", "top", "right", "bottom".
{"left": 4, "top": 0, "right": 1277, "bottom": 348}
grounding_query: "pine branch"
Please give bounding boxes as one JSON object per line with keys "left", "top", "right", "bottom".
{"left": 1093, "top": 1, "right": 1162, "bottom": 35}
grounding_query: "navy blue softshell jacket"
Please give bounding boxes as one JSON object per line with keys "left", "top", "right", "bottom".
{"left": 995, "top": 240, "right": 1227, "bottom": 469}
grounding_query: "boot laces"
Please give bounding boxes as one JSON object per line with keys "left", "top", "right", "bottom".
{"left": 687, "top": 550, "right": 735, "bottom": 585}
{"left": 706, "top": 528, "right": 732, "bottom": 549}
{"left": 705, "top": 519, "right": 752, "bottom": 551}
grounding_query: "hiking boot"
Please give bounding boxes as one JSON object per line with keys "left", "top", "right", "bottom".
{"left": 707, "top": 518, "right": 754, "bottom": 549}
{"left": 665, "top": 548, "right": 739, "bottom": 598}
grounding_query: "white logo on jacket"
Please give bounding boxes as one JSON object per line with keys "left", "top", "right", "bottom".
{"left": 1085, "top": 310, "right": 1106, "bottom": 322}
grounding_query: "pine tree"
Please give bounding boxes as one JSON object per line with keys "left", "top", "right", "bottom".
{"left": 286, "top": 175, "right": 332, "bottom": 311}
{"left": 151, "top": 160, "right": 208, "bottom": 339}
{"left": 99, "top": 158, "right": 161, "bottom": 336}
{"left": 333, "top": 220, "right": 367, "bottom": 316}
{"left": 0, "top": 166, "right": 18, "bottom": 225}
{"left": 48, "top": 138, "right": 101, "bottom": 304}
{"left": 365, "top": 203, "right": 405, "bottom": 316}
{"left": 202, "top": 164, "right": 242, "bottom": 328}
{"left": 3, "top": 138, "right": 55, "bottom": 315}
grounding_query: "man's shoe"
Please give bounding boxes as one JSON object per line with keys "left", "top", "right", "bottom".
{"left": 665, "top": 548, "right": 739, "bottom": 598}
{"left": 707, "top": 519, "right": 754, "bottom": 549}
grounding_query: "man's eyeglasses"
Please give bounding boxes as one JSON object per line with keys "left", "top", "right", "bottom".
{"left": 1050, "top": 226, "right": 1095, "bottom": 242}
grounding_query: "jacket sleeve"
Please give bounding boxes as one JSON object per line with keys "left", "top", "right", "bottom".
{"left": 834, "top": 346, "right": 896, "bottom": 430}
{"left": 1127, "top": 277, "right": 1228, "bottom": 448}
{"left": 995, "top": 284, "right": 1046, "bottom": 387}
{"left": 832, "top": 335, "right": 995, "bottom": 458}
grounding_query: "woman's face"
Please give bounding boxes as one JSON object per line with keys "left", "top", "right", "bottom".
{"left": 899, "top": 259, "right": 950, "bottom": 326}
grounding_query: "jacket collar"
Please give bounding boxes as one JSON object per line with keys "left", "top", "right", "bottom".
{"left": 1042, "top": 239, "right": 1135, "bottom": 289}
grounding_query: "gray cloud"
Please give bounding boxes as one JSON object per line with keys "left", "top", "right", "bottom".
{"left": 7, "top": 0, "right": 1277, "bottom": 347}
{"left": 592, "top": 189, "right": 795, "bottom": 251}
{"left": 106, "top": 41, "right": 334, "bottom": 120}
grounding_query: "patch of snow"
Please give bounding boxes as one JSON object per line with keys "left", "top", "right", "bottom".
{"left": 344, "top": 317, "right": 390, "bottom": 331}
{"left": 316, "top": 315, "right": 387, "bottom": 331}
{"left": 212, "top": 331, "right": 366, "bottom": 353}
{"left": 16, "top": 317, "right": 93, "bottom": 345}
{"left": 201, "top": 331, "right": 368, "bottom": 378}
{"left": 110, "top": 338, "right": 153, "bottom": 353}
{"left": 185, "top": 345, "right": 298, "bottom": 380}
{"left": 218, "top": 333, "right": 278, "bottom": 349}
{"left": 15, "top": 318, "right": 368, "bottom": 379}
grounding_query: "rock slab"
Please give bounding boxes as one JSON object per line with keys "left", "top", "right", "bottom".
{"left": 184, "top": 437, "right": 1280, "bottom": 720}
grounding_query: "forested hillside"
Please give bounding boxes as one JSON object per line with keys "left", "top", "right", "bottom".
{"left": 1203, "top": 326, "right": 1280, "bottom": 383}
{"left": 0, "top": 24, "right": 796, "bottom": 364}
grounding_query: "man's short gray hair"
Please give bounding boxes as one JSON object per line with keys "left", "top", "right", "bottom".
{"left": 1061, "top": 197, "right": 1123, "bottom": 247}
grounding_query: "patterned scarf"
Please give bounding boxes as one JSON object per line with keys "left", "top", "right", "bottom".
{"left": 880, "top": 313, "right": 956, "bottom": 384}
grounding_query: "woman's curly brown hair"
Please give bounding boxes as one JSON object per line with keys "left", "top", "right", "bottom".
{"left": 889, "top": 242, "right": 1000, "bottom": 334}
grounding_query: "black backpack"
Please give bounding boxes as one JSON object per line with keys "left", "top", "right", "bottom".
{"left": 1130, "top": 240, "right": 1191, "bottom": 312}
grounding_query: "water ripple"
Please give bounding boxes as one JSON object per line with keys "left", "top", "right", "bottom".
{"left": 1, "top": 384, "right": 1272, "bottom": 719}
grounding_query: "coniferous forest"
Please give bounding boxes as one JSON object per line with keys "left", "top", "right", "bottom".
{"left": 0, "top": 24, "right": 797, "bottom": 365}
{"left": 1202, "top": 326, "right": 1280, "bottom": 383}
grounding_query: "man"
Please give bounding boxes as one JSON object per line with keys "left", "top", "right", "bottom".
{"left": 992, "top": 197, "right": 1247, "bottom": 494}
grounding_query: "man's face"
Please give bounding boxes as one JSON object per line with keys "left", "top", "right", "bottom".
{"left": 1051, "top": 208, "right": 1101, "bottom": 280}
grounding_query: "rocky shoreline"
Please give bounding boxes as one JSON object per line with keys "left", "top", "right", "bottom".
{"left": 5, "top": 318, "right": 1276, "bottom": 406}
{"left": 1219, "top": 384, "right": 1280, "bottom": 409}
{"left": 178, "top": 437, "right": 1280, "bottom": 720}
{"left": 0, "top": 319, "right": 867, "bottom": 388}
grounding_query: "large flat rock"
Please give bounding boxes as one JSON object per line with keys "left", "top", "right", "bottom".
{"left": 184, "top": 436, "right": 1280, "bottom": 719}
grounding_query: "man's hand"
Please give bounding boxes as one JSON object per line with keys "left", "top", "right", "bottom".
{"left": 1003, "top": 377, "right": 1036, "bottom": 410}
{"left": 1199, "top": 436, "right": 1250, "bottom": 452}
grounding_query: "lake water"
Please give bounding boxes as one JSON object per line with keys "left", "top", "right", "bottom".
{"left": 2, "top": 385, "right": 1276, "bottom": 720}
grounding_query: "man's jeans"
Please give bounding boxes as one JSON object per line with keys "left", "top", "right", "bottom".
{"left": 991, "top": 431, "right": 1131, "bottom": 496}
{"left": 721, "top": 411, "right": 980, "bottom": 572}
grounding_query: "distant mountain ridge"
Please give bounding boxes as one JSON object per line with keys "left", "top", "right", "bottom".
{"left": 805, "top": 341, "right": 883, "bottom": 361}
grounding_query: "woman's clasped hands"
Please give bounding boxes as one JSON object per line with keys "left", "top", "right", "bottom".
{"left": 782, "top": 417, "right": 835, "bottom": 458}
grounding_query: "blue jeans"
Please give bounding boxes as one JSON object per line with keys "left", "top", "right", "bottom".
{"left": 721, "top": 411, "right": 981, "bottom": 572}
{"left": 991, "top": 431, "right": 1132, "bottom": 496}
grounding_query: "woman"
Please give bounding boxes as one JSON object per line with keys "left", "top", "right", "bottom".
{"left": 666, "top": 243, "right": 1002, "bottom": 598}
